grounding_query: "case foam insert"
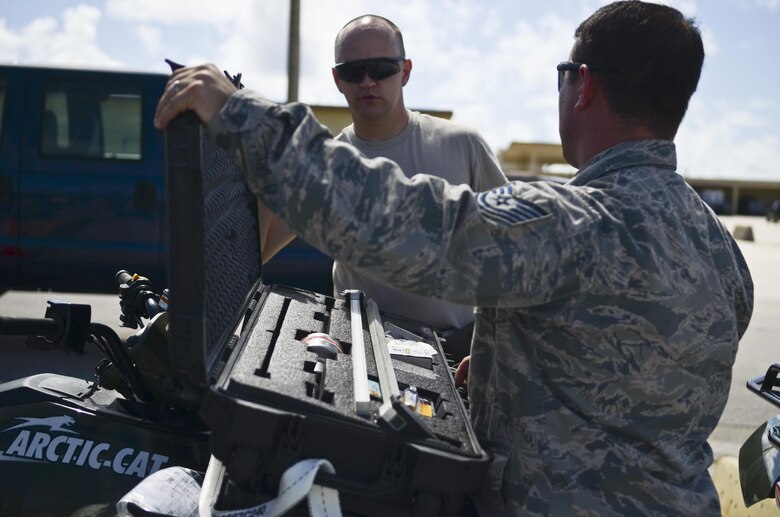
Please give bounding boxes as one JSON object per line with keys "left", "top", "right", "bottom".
{"left": 223, "top": 285, "right": 479, "bottom": 457}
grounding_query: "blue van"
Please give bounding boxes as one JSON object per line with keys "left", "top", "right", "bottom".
{"left": 0, "top": 64, "right": 332, "bottom": 294}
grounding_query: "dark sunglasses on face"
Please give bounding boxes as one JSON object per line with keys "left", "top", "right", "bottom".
{"left": 334, "top": 56, "right": 405, "bottom": 83}
{"left": 557, "top": 61, "right": 618, "bottom": 91}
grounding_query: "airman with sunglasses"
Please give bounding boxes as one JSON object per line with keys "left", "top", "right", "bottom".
{"left": 260, "top": 15, "right": 506, "bottom": 361}
{"left": 155, "top": 1, "right": 752, "bottom": 515}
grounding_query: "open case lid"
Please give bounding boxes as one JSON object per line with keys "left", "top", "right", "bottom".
{"left": 164, "top": 111, "right": 262, "bottom": 388}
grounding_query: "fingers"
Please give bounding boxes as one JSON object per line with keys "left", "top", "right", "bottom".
{"left": 154, "top": 69, "right": 191, "bottom": 129}
{"left": 154, "top": 64, "right": 237, "bottom": 130}
{"left": 454, "top": 355, "right": 470, "bottom": 388}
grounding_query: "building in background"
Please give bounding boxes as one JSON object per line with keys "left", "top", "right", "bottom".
{"left": 499, "top": 141, "right": 780, "bottom": 217}
{"left": 310, "top": 104, "right": 780, "bottom": 217}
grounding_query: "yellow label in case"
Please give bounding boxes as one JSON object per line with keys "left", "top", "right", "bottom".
{"left": 367, "top": 379, "right": 381, "bottom": 399}
{"left": 417, "top": 399, "right": 433, "bottom": 418}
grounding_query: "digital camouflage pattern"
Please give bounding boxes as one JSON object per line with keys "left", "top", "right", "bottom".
{"left": 208, "top": 90, "right": 754, "bottom": 516}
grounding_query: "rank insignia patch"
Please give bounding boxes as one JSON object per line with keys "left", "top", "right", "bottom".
{"left": 476, "top": 184, "right": 548, "bottom": 226}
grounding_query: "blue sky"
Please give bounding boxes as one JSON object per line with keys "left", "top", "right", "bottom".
{"left": 2, "top": 0, "right": 778, "bottom": 180}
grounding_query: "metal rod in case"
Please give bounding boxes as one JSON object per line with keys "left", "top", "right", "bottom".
{"left": 344, "top": 290, "right": 371, "bottom": 417}
{"left": 365, "top": 298, "right": 399, "bottom": 402}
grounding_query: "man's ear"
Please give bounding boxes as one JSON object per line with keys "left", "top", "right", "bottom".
{"left": 401, "top": 59, "right": 412, "bottom": 87}
{"left": 332, "top": 68, "right": 343, "bottom": 93}
{"left": 575, "top": 65, "right": 594, "bottom": 111}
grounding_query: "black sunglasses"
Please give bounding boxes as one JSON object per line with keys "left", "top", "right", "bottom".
{"left": 557, "top": 61, "right": 618, "bottom": 91}
{"left": 334, "top": 56, "right": 405, "bottom": 83}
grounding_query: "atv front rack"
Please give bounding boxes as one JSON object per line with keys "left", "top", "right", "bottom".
{"left": 747, "top": 363, "right": 780, "bottom": 409}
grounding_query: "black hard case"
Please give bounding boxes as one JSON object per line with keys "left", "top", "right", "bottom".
{"left": 164, "top": 113, "right": 489, "bottom": 516}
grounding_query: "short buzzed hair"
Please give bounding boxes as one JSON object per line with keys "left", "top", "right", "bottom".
{"left": 334, "top": 15, "right": 405, "bottom": 63}
{"left": 572, "top": 1, "right": 704, "bottom": 138}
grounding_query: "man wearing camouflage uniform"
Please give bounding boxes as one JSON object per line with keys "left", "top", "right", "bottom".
{"left": 155, "top": 1, "right": 754, "bottom": 515}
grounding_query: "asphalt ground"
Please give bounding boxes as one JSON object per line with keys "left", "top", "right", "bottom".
{"left": 708, "top": 216, "right": 780, "bottom": 459}
{"left": 0, "top": 215, "right": 778, "bottom": 460}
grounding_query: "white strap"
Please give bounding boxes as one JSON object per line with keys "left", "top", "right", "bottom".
{"left": 199, "top": 455, "right": 226, "bottom": 517}
{"left": 210, "top": 458, "right": 341, "bottom": 517}
{"left": 116, "top": 466, "right": 202, "bottom": 517}
{"left": 117, "top": 458, "right": 341, "bottom": 517}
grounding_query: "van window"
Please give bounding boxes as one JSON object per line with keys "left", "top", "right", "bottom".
{"left": 41, "top": 81, "right": 142, "bottom": 160}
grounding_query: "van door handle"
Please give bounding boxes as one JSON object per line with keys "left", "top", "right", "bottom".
{"left": 0, "top": 175, "right": 11, "bottom": 204}
{"left": 133, "top": 182, "right": 157, "bottom": 212}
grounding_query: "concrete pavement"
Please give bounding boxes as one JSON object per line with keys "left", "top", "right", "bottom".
{"left": 709, "top": 216, "right": 780, "bottom": 459}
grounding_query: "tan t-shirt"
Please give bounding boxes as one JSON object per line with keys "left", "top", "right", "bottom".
{"left": 333, "top": 111, "right": 507, "bottom": 330}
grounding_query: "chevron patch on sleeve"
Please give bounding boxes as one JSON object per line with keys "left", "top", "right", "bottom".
{"left": 476, "top": 184, "right": 548, "bottom": 226}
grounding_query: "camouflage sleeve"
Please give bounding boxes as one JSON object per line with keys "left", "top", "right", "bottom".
{"left": 207, "top": 90, "right": 602, "bottom": 308}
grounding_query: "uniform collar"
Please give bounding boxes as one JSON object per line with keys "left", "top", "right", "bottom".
{"left": 568, "top": 139, "right": 678, "bottom": 186}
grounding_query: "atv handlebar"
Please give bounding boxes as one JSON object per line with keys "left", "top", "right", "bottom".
{"left": 0, "top": 300, "right": 91, "bottom": 354}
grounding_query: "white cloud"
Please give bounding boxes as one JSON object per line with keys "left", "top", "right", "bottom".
{"left": 757, "top": 0, "right": 780, "bottom": 9}
{"left": 731, "top": 0, "right": 780, "bottom": 10}
{"left": 669, "top": 0, "right": 699, "bottom": 16}
{"left": 210, "top": 3, "right": 297, "bottom": 101}
{"left": 0, "top": 5, "right": 120, "bottom": 67}
{"left": 725, "top": 0, "right": 780, "bottom": 9}
{"left": 0, "top": 19, "right": 23, "bottom": 61}
{"left": 134, "top": 25, "right": 162, "bottom": 55}
{"left": 63, "top": 4, "right": 98, "bottom": 40}
{"left": 104, "top": 1, "right": 295, "bottom": 96}
{"left": 677, "top": 97, "right": 780, "bottom": 180}
{"left": 700, "top": 26, "right": 719, "bottom": 57}
{"left": 105, "top": 0, "right": 254, "bottom": 27}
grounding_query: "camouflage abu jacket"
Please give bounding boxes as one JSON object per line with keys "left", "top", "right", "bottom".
{"left": 208, "top": 90, "right": 754, "bottom": 516}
